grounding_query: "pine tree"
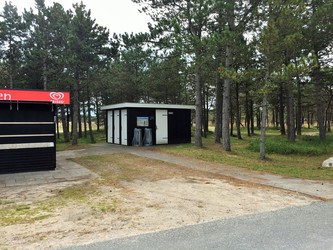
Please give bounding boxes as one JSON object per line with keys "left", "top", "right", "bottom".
{"left": 0, "top": 2, "right": 25, "bottom": 88}
{"left": 67, "top": 2, "right": 111, "bottom": 145}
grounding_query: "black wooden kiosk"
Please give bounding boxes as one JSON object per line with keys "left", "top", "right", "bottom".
{"left": 101, "top": 103, "right": 195, "bottom": 146}
{"left": 0, "top": 89, "right": 70, "bottom": 174}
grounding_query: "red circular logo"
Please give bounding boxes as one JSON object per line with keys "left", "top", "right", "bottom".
{"left": 50, "top": 92, "right": 64, "bottom": 101}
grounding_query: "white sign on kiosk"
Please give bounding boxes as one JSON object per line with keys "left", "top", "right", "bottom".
{"left": 137, "top": 117, "right": 149, "bottom": 127}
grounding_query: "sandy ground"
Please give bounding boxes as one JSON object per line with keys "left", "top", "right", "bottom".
{"left": 0, "top": 154, "right": 316, "bottom": 250}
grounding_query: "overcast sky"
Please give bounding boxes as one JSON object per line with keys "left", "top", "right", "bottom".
{"left": 0, "top": 0, "right": 151, "bottom": 34}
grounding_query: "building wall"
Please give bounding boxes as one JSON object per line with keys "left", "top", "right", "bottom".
{"left": 127, "top": 108, "right": 156, "bottom": 146}
{"left": 106, "top": 107, "right": 192, "bottom": 146}
{"left": 0, "top": 102, "right": 56, "bottom": 174}
{"left": 167, "top": 109, "right": 192, "bottom": 144}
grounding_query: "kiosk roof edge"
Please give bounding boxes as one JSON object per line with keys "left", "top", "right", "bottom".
{"left": 101, "top": 102, "right": 195, "bottom": 111}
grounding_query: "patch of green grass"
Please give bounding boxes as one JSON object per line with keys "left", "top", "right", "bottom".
{"left": 0, "top": 184, "right": 98, "bottom": 226}
{"left": 155, "top": 129, "right": 333, "bottom": 180}
{"left": 56, "top": 185, "right": 89, "bottom": 203}
{"left": 248, "top": 135, "right": 331, "bottom": 155}
{"left": 15, "top": 204, "right": 30, "bottom": 211}
{"left": 0, "top": 200, "right": 14, "bottom": 206}
{"left": 72, "top": 153, "right": 146, "bottom": 183}
{"left": 0, "top": 203, "right": 52, "bottom": 226}
{"left": 56, "top": 129, "right": 106, "bottom": 151}
{"left": 91, "top": 198, "right": 119, "bottom": 213}
{"left": 250, "top": 163, "right": 314, "bottom": 177}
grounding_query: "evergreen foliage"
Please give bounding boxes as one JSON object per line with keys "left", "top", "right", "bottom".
{"left": 0, "top": 0, "right": 332, "bottom": 149}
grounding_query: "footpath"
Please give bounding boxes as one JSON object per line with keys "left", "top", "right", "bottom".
{"left": 1, "top": 143, "right": 333, "bottom": 200}
{"left": 128, "top": 148, "right": 333, "bottom": 200}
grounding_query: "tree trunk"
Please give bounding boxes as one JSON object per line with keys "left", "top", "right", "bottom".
{"left": 245, "top": 86, "right": 251, "bottom": 137}
{"left": 307, "top": 108, "right": 311, "bottom": 129}
{"left": 279, "top": 84, "right": 286, "bottom": 135}
{"left": 87, "top": 88, "right": 95, "bottom": 143}
{"left": 95, "top": 95, "right": 100, "bottom": 131}
{"left": 82, "top": 100, "right": 87, "bottom": 138}
{"left": 235, "top": 82, "right": 242, "bottom": 139}
{"left": 9, "top": 74, "right": 13, "bottom": 89}
{"left": 43, "top": 57, "right": 47, "bottom": 90}
{"left": 60, "top": 105, "right": 70, "bottom": 142}
{"left": 214, "top": 44, "right": 223, "bottom": 143}
{"left": 205, "top": 85, "right": 209, "bottom": 135}
{"left": 250, "top": 99, "right": 254, "bottom": 135}
{"left": 260, "top": 66, "right": 270, "bottom": 160}
{"left": 326, "top": 88, "right": 333, "bottom": 133}
{"left": 214, "top": 74, "right": 223, "bottom": 143}
{"left": 66, "top": 106, "right": 71, "bottom": 137}
{"left": 194, "top": 63, "right": 203, "bottom": 147}
{"left": 203, "top": 86, "right": 208, "bottom": 138}
{"left": 78, "top": 101, "right": 82, "bottom": 139}
{"left": 296, "top": 79, "right": 302, "bottom": 136}
{"left": 203, "top": 103, "right": 207, "bottom": 138}
{"left": 260, "top": 95, "right": 268, "bottom": 160}
{"left": 56, "top": 110, "right": 60, "bottom": 139}
{"left": 72, "top": 78, "right": 79, "bottom": 145}
{"left": 256, "top": 110, "right": 261, "bottom": 129}
{"left": 313, "top": 53, "right": 326, "bottom": 141}
{"left": 230, "top": 105, "right": 234, "bottom": 137}
{"left": 275, "top": 105, "right": 279, "bottom": 127}
{"left": 222, "top": 44, "right": 232, "bottom": 151}
{"left": 222, "top": 2, "right": 235, "bottom": 151}
{"left": 286, "top": 81, "right": 295, "bottom": 143}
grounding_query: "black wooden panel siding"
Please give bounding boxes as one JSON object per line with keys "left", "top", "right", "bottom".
{"left": 0, "top": 102, "right": 56, "bottom": 174}
{"left": 0, "top": 135, "right": 55, "bottom": 145}
{"left": 123, "top": 108, "right": 191, "bottom": 146}
{"left": 103, "top": 103, "right": 194, "bottom": 146}
{"left": 0, "top": 124, "right": 54, "bottom": 135}
{"left": 167, "top": 109, "right": 192, "bottom": 144}
{"left": 0, "top": 103, "right": 54, "bottom": 122}
{"left": 0, "top": 148, "right": 55, "bottom": 174}
{"left": 127, "top": 108, "right": 156, "bottom": 146}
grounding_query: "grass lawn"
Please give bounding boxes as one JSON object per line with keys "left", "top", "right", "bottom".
{"left": 154, "top": 128, "right": 333, "bottom": 181}
{"left": 56, "top": 130, "right": 106, "bottom": 151}
{"left": 56, "top": 127, "right": 333, "bottom": 180}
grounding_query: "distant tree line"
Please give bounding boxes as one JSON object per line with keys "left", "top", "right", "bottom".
{"left": 0, "top": 0, "right": 332, "bottom": 155}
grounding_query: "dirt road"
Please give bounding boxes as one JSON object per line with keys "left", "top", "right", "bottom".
{"left": 0, "top": 150, "right": 316, "bottom": 249}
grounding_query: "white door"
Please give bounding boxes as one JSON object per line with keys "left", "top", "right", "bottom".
{"left": 114, "top": 110, "right": 120, "bottom": 144}
{"left": 121, "top": 109, "right": 128, "bottom": 145}
{"left": 107, "top": 111, "right": 113, "bottom": 143}
{"left": 156, "top": 109, "right": 168, "bottom": 144}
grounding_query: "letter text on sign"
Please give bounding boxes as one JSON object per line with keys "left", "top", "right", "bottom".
{"left": 0, "top": 92, "right": 12, "bottom": 100}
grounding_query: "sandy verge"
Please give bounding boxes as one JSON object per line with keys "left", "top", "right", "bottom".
{"left": 0, "top": 154, "right": 315, "bottom": 249}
